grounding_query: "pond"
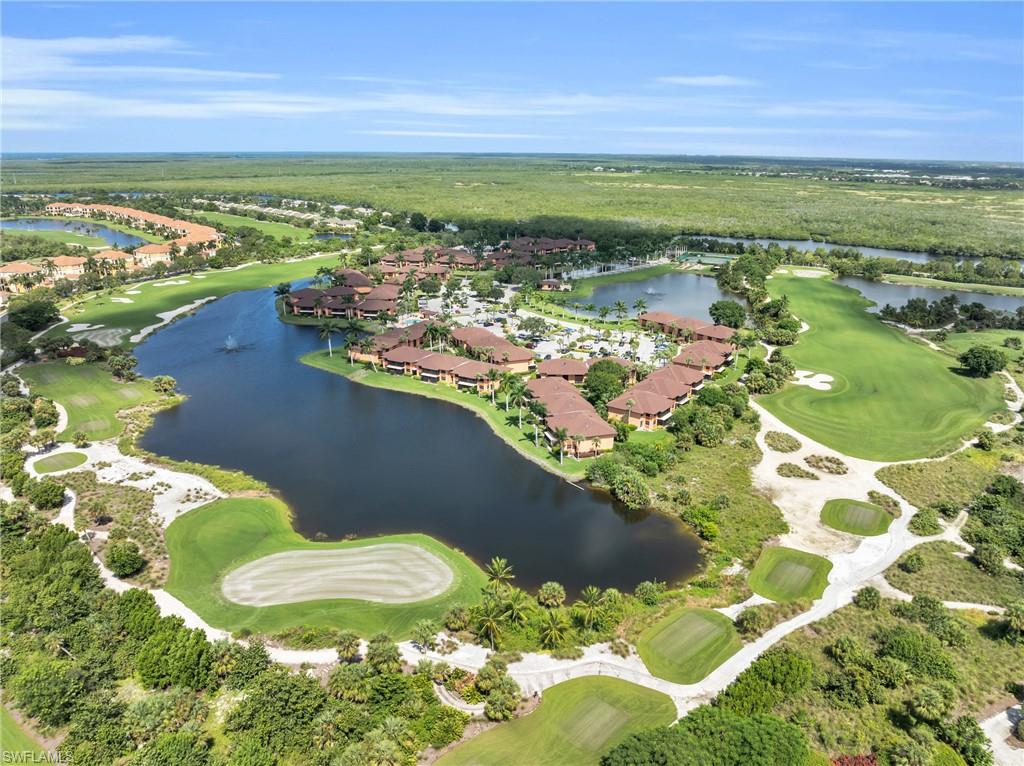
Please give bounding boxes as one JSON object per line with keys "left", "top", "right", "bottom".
{"left": 834, "top": 276, "right": 1023, "bottom": 314}
{"left": 699, "top": 235, "right": 1021, "bottom": 266}
{"left": 585, "top": 272, "right": 729, "bottom": 322}
{"left": 312, "top": 232, "right": 352, "bottom": 241}
{"left": 0, "top": 217, "right": 150, "bottom": 248}
{"left": 134, "top": 286, "right": 702, "bottom": 595}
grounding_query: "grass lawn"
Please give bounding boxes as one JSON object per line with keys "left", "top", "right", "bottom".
{"left": 747, "top": 547, "right": 833, "bottom": 603}
{"left": 774, "top": 601, "right": 1024, "bottom": 757}
{"left": 561, "top": 263, "right": 678, "bottom": 299}
{"left": 820, "top": 499, "right": 894, "bottom": 536}
{"left": 636, "top": 607, "right": 741, "bottom": 683}
{"left": 1, "top": 706, "right": 45, "bottom": 761}
{"left": 886, "top": 541, "right": 1024, "bottom": 609}
{"left": 19, "top": 362, "right": 162, "bottom": 441}
{"left": 876, "top": 447, "right": 1004, "bottom": 509}
{"left": 759, "top": 274, "right": 1003, "bottom": 460}
{"left": 190, "top": 210, "right": 315, "bottom": 240}
{"left": 33, "top": 451, "right": 88, "bottom": 474}
{"left": 882, "top": 274, "right": 1024, "bottom": 297}
{"left": 436, "top": 677, "right": 676, "bottom": 766}
{"left": 164, "top": 497, "right": 488, "bottom": 639}
{"left": 0, "top": 227, "right": 107, "bottom": 248}
{"left": 30, "top": 215, "right": 166, "bottom": 243}
{"left": 45, "top": 254, "right": 333, "bottom": 344}
{"left": 301, "top": 350, "right": 592, "bottom": 480}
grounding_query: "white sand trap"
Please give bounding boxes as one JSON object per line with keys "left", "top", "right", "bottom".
{"left": 221, "top": 544, "right": 455, "bottom": 606}
{"left": 125, "top": 290, "right": 142, "bottom": 294}
{"left": 153, "top": 279, "right": 191, "bottom": 287}
{"left": 792, "top": 269, "right": 828, "bottom": 278}
{"left": 110, "top": 297, "right": 134, "bottom": 303}
{"left": 193, "top": 274, "right": 207, "bottom": 278}
{"left": 71, "top": 327, "right": 130, "bottom": 347}
{"left": 792, "top": 370, "right": 834, "bottom": 391}
{"left": 66, "top": 323, "right": 104, "bottom": 333}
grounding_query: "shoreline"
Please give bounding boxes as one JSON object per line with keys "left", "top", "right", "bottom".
{"left": 880, "top": 272, "right": 1024, "bottom": 297}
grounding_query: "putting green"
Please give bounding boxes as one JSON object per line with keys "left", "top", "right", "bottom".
{"left": 747, "top": 547, "right": 832, "bottom": 603}
{"left": 759, "top": 275, "right": 1003, "bottom": 460}
{"left": 33, "top": 451, "right": 88, "bottom": 474}
{"left": 436, "top": 677, "right": 676, "bottom": 766}
{"left": 165, "top": 497, "right": 487, "bottom": 638}
{"left": 637, "top": 607, "right": 741, "bottom": 684}
{"left": 19, "top": 362, "right": 162, "bottom": 441}
{"left": 820, "top": 499, "right": 894, "bottom": 536}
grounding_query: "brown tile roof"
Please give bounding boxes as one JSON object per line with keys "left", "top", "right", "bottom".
{"left": 51, "top": 255, "right": 87, "bottom": 267}
{"left": 654, "top": 363, "right": 705, "bottom": 386}
{"left": 526, "top": 377, "right": 578, "bottom": 398}
{"left": 698, "top": 324, "right": 737, "bottom": 342}
{"left": 45, "top": 203, "right": 220, "bottom": 247}
{"left": 419, "top": 353, "right": 471, "bottom": 373}
{"left": 673, "top": 341, "right": 728, "bottom": 368}
{"left": 452, "top": 326, "right": 534, "bottom": 364}
{"left": 383, "top": 346, "right": 432, "bottom": 364}
{"left": 288, "top": 287, "right": 323, "bottom": 300}
{"left": 365, "top": 284, "right": 401, "bottom": 301}
{"left": 547, "top": 412, "right": 616, "bottom": 440}
{"left": 94, "top": 249, "right": 127, "bottom": 261}
{"left": 452, "top": 360, "right": 498, "bottom": 380}
{"left": 353, "top": 299, "right": 396, "bottom": 313}
{"left": 323, "top": 285, "right": 359, "bottom": 298}
{"left": 0, "top": 261, "right": 42, "bottom": 274}
{"left": 586, "top": 355, "right": 634, "bottom": 369}
{"left": 633, "top": 370, "right": 691, "bottom": 401}
{"left": 336, "top": 269, "right": 373, "bottom": 288}
{"left": 608, "top": 389, "right": 675, "bottom": 416}
{"left": 537, "top": 358, "right": 589, "bottom": 377}
{"left": 135, "top": 243, "right": 173, "bottom": 255}
{"left": 538, "top": 391, "right": 592, "bottom": 416}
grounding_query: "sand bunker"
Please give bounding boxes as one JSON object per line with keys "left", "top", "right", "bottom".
{"left": 221, "top": 544, "right": 455, "bottom": 606}
{"left": 153, "top": 280, "right": 191, "bottom": 287}
{"left": 110, "top": 297, "right": 134, "bottom": 304}
{"left": 67, "top": 324, "right": 130, "bottom": 347}
{"left": 125, "top": 290, "right": 142, "bottom": 294}
{"left": 792, "top": 269, "right": 828, "bottom": 278}
{"left": 792, "top": 370, "right": 834, "bottom": 391}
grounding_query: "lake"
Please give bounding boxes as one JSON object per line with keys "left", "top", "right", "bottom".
{"left": 134, "top": 286, "right": 702, "bottom": 595}
{"left": 0, "top": 217, "right": 150, "bottom": 248}
{"left": 585, "top": 272, "right": 729, "bottom": 322}
{"left": 700, "top": 235, "right": 1020, "bottom": 266}
{"left": 835, "top": 276, "right": 1022, "bottom": 314}
{"left": 313, "top": 233, "right": 352, "bottom": 241}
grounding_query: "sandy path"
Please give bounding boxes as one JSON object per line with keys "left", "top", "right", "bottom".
{"left": 981, "top": 704, "right": 1023, "bottom": 766}
{"left": 221, "top": 545, "right": 454, "bottom": 606}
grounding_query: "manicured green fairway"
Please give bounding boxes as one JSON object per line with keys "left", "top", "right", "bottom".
{"left": 820, "top": 499, "right": 894, "bottom": 536}
{"left": 1, "top": 228, "right": 106, "bottom": 247}
{"left": 19, "top": 362, "right": 162, "bottom": 440}
{"left": 1, "top": 706, "right": 45, "bottom": 761}
{"left": 747, "top": 547, "right": 833, "bottom": 603}
{"left": 165, "top": 497, "right": 487, "bottom": 638}
{"left": 191, "top": 210, "right": 315, "bottom": 240}
{"left": 33, "top": 451, "right": 88, "bottom": 474}
{"left": 45, "top": 255, "right": 333, "bottom": 343}
{"left": 759, "top": 274, "right": 1003, "bottom": 460}
{"left": 637, "top": 607, "right": 741, "bottom": 683}
{"left": 939, "top": 329, "right": 1024, "bottom": 366}
{"left": 436, "top": 677, "right": 676, "bottom": 766}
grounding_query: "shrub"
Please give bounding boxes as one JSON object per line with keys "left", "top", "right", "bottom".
{"left": 715, "top": 647, "right": 813, "bottom": 715}
{"left": 72, "top": 432, "right": 90, "bottom": 448}
{"left": 958, "top": 345, "right": 1006, "bottom": 377}
{"left": 537, "top": 581, "right": 566, "bottom": 608}
{"left": 908, "top": 508, "right": 943, "bottom": 536}
{"left": 804, "top": 454, "right": 848, "bottom": 475}
{"left": 105, "top": 540, "right": 145, "bottom": 578}
{"left": 868, "top": 491, "right": 901, "bottom": 515}
{"left": 777, "top": 463, "right": 818, "bottom": 480}
{"left": 901, "top": 551, "right": 925, "bottom": 573}
{"left": 853, "top": 586, "right": 881, "bottom": 610}
{"left": 765, "top": 431, "right": 801, "bottom": 453}
{"left": 26, "top": 478, "right": 64, "bottom": 510}
{"left": 876, "top": 625, "right": 957, "bottom": 680}
{"left": 634, "top": 580, "right": 666, "bottom": 606}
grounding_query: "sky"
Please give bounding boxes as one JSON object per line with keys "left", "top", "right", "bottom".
{"left": 2, "top": 2, "right": 1022, "bottom": 161}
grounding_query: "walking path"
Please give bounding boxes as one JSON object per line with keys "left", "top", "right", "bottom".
{"left": 981, "top": 704, "right": 1023, "bottom": 766}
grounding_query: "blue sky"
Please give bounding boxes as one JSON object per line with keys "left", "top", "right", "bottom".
{"left": 3, "top": 2, "right": 1022, "bottom": 161}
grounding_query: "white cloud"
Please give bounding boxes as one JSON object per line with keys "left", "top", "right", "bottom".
{"left": 656, "top": 75, "right": 755, "bottom": 87}
{"left": 359, "top": 130, "right": 549, "bottom": 139}
{"left": 2, "top": 35, "right": 277, "bottom": 82}
{"left": 604, "top": 126, "right": 928, "bottom": 139}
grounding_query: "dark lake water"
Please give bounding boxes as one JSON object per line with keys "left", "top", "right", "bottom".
{"left": 585, "top": 272, "right": 728, "bottom": 322}
{"left": 835, "top": 276, "right": 1022, "bottom": 313}
{"left": 313, "top": 233, "right": 352, "bottom": 241}
{"left": 702, "top": 235, "right": 1021, "bottom": 266}
{"left": 1, "top": 217, "right": 150, "bottom": 248}
{"left": 134, "top": 286, "right": 702, "bottom": 594}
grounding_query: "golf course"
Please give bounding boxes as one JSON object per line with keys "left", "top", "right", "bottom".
{"left": 190, "top": 210, "right": 316, "bottom": 240}
{"left": 747, "top": 546, "right": 833, "bottom": 603}
{"left": 32, "top": 451, "right": 88, "bottom": 474}
{"left": 164, "top": 497, "right": 488, "bottom": 637}
{"left": 759, "top": 273, "right": 1004, "bottom": 461}
{"left": 636, "top": 607, "right": 741, "bottom": 684}
{"left": 820, "top": 498, "right": 895, "bottom": 536}
{"left": 19, "top": 362, "right": 162, "bottom": 440}
{"left": 42, "top": 254, "right": 334, "bottom": 345}
{"left": 436, "top": 677, "right": 676, "bottom": 766}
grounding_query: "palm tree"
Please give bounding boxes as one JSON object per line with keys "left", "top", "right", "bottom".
{"left": 475, "top": 598, "right": 504, "bottom": 649}
{"left": 574, "top": 585, "right": 606, "bottom": 630}
{"left": 319, "top": 319, "right": 342, "bottom": 357}
{"left": 486, "top": 368, "right": 500, "bottom": 405}
{"left": 274, "top": 281, "right": 292, "bottom": 306}
{"left": 736, "top": 332, "right": 756, "bottom": 360}
{"left": 500, "top": 371, "right": 518, "bottom": 411}
{"left": 485, "top": 556, "right": 515, "bottom": 587}
{"left": 584, "top": 303, "right": 596, "bottom": 314}
{"left": 358, "top": 337, "right": 378, "bottom": 371}
{"left": 529, "top": 400, "right": 548, "bottom": 447}
{"left": 502, "top": 588, "right": 532, "bottom": 625}
{"left": 613, "top": 300, "right": 628, "bottom": 320}
{"left": 625, "top": 397, "right": 636, "bottom": 425}
{"left": 538, "top": 609, "right": 568, "bottom": 650}
{"left": 508, "top": 379, "right": 529, "bottom": 428}
{"left": 632, "top": 297, "right": 647, "bottom": 316}
{"left": 553, "top": 426, "right": 569, "bottom": 464}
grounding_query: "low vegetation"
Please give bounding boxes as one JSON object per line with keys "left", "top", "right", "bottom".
{"left": 804, "top": 454, "right": 848, "bottom": 475}
{"left": 778, "top": 462, "right": 819, "bottom": 480}
{"left": 886, "top": 542, "right": 1024, "bottom": 609}
{"left": 765, "top": 430, "right": 801, "bottom": 453}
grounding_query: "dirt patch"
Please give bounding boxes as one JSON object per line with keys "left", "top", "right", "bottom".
{"left": 221, "top": 544, "right": 455, "bottom": 606}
